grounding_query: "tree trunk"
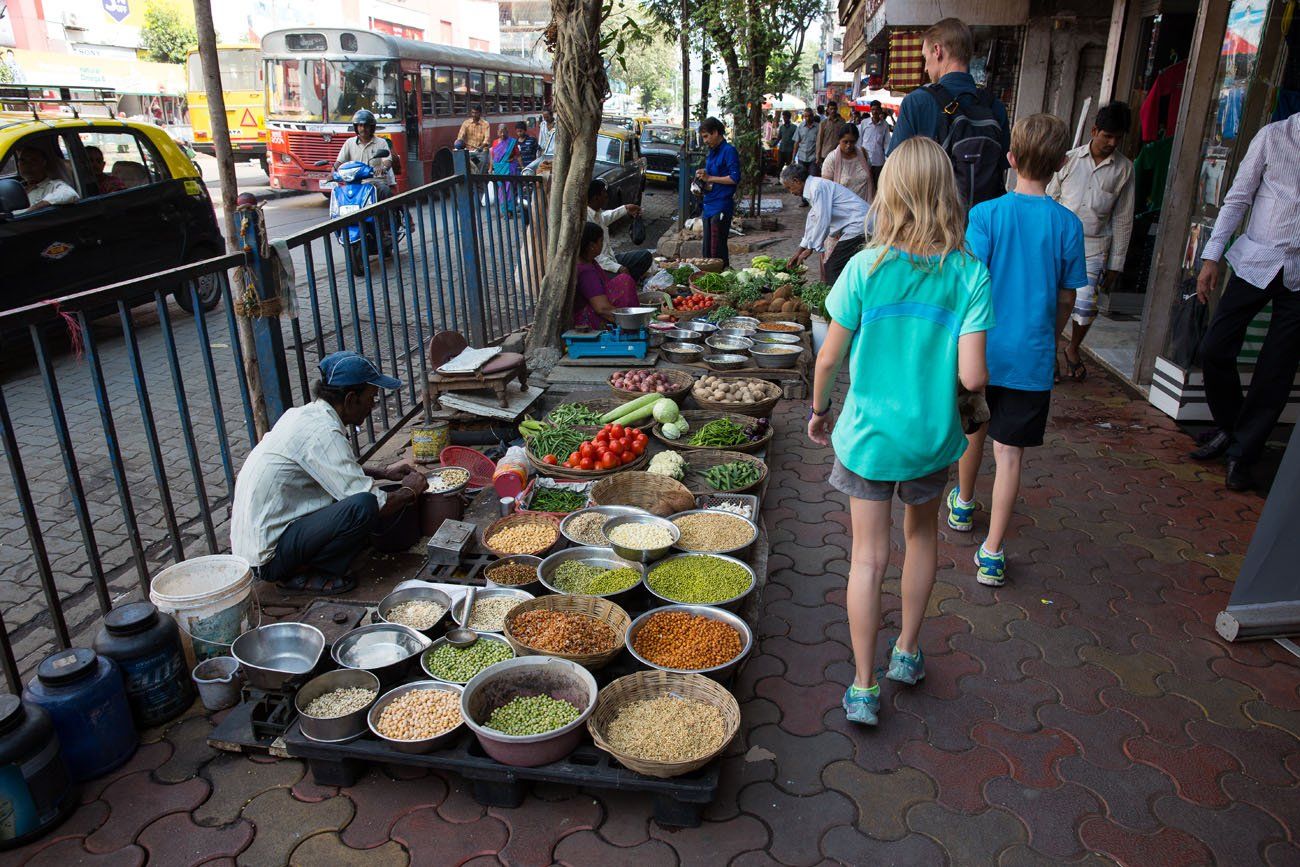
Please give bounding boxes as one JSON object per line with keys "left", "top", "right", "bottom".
{"left": 191, "top": 0, "right": 268, "bottom": 437}
{"left": 528, "top": 0, "right": 608, "bottom": 352}
{"left": 699, "top": 46, "right": 711, "bottom": 120}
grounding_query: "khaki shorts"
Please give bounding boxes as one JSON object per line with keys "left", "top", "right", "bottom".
{"left": 828, "top": 458, "right": 949, "bottom": 505}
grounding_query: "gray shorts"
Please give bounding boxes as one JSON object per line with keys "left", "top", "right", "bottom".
{"left": 828, "top": 458, "right": 949, "bottom": 505}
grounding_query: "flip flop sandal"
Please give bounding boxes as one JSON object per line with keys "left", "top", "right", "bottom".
{"left": 1063, "top": 350, "right": 1087, "bottom": 382}
{"left": 277, "top": 573, "right": 356, "bottom": 596}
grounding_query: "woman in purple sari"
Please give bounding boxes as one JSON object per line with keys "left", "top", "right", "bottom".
{"left": 573, "top": 222, "right": 639, "bottom": 329}
{"left": 491, "top": 123, "right": 520, "bottom": 213}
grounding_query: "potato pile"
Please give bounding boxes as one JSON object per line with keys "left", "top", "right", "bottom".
{"left": 693, "top": 376, "right": 781, "bottom": 405}
{"left": 740, "top": 286, "right": 809, "bottom": 317}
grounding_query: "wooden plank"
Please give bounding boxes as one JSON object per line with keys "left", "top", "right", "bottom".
{"left": 1012, "top": 18, "right": 1053, "bottom": 121}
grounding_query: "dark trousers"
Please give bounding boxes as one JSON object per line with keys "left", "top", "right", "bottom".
{"left": 258, "top": 492, "right": 379, "bottom": 585}
{"left": 778, "top": 149, "right": 793, "bottom": 170}
{"left": 800, "top": 159, "right": 819, "bottom": 178}
{"left": 616, "top": 249, "right": 654, "bottom": 281}
{"left": 1199, "top": 272, "right": 1300, "bottom": 464}
{"left": 702, "top": 210, "right": 733, "bottom": 268}
{"left": 823, "top": 235, "right": 864, "bottom": 288}
{"left": 869, "top": 164, "right": 883, "bottom": 186}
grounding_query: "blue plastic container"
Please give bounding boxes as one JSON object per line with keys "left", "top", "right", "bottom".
{"left": 23, "top": 648, "right": 137, "bottom": 781}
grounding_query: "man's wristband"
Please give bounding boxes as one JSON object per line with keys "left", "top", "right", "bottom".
{"left": 809, "top": 402, "right": 832, "bottom": 419}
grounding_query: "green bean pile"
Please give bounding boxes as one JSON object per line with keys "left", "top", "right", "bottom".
{"left": 688, "top": 418, "right": 750, "bottom": 448}
{"left": 705, "top": 461, "right": 761, "bottom": 490}
{"left": 528, "top": 425, "right": 585, "bottom": 460}
{"left": 528, "top": 487, "right": 588, "bottom": 513}
{"left": 548, "top": 403, "right": 606, "bottom": 426}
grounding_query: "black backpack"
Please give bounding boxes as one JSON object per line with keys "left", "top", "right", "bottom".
{"left": 925, "top": 84, "right": 1008, "bottom": 208}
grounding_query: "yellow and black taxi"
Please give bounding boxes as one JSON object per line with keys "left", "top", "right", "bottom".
{"left": 524, "top": 125, "right": 645, "bottom": 208}
{"left": 0, "top": 87, "right": 226, "bottom": 314}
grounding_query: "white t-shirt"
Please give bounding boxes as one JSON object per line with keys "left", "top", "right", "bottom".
{"left": 20, "top": 177, "right": 79, "bottom": 213}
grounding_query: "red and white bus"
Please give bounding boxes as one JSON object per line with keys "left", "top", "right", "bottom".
{"left": 261, "top": 29, "right": 552, "bottom": 194}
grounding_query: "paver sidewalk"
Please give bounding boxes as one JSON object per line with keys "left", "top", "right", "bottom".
{"left": 12, "top": 366, "right": 1299, "bottom": 866}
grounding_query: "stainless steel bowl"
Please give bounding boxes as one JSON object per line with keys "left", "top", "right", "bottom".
{"left": 537, "top": 546, "right": 645, "bottom": 596}
{"left": 706, "top": 336, "right": 754, "bottom": 354}
{"left": 668, "top": 508, "right": 759, "bottom": 556}
{"left": 559, "top": 506, "right": 648, "bottom": 547}
{"left": 749, "top": 344, "right": 802, "bottom": 369}
{"left": 366, "top": 680, "right": 466, "bottom": 754}
{"left": 450, "top": 587, "right": 535, "bottom": 632}
{"left": 758, "top": 320, "right": 806, "bottom": 334}
{"left": 420, "top": 633, "right": 516, "bottom": 684}
{"left": 663, "top": 329, "right": 701, "bottom": 343}
{"left": 662, "top": 342, "right": 706, "bottom": 364}
{"left": 612, "top": 306, "right": 658, "bottom": 330}
{"left": 332, "top": 623, "right": 432, "bottom": 687}
{"left": 626, "top": 604, "right": 753, "bottom": 680}
{"left": 484, "top": 555, "right": 543, "bottom": 589}
{"left": 704, "top": 353, "right": 748, "bottom": 371}
{"left": 721, "top": 316, "right": 759, "bottom": 330}
{"left": 376, "top": 586, "right": 453, "bottom": 638}
{"left": 602, "top": 513, "right": 681, "bottom": 564}
{"left": 643, "top": 552, "right": 757, "bottom": 611}
{"left": 752, "top": 332, "right": 801, "bottom": 346}
{"left": 294, "top": 668, "right": 380, "bottom": 743}
{"left": 716, "top": 327, "right": 755, "bottom": 340}
{"left": 231, "top": 622, "right": 325, "bottom": 691}
{"left": 680, "top": 320, "right": 719, "bottom": 335}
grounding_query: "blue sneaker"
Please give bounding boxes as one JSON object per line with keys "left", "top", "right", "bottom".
{"left": 885, "top": 641, "right": 925, "bottom": 684}
{"left": 974, "top": 544, "right": 1007, "bottom": 587}
{"left": 842, "top": 683, "right": 880, "bottom": 726}
{"left": 946, "top": 488, "right": 975, "bottom": 532}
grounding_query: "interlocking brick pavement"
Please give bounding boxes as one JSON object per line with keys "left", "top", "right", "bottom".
{"left": 12, "top": 366, "right": 1300, "bottom": 866}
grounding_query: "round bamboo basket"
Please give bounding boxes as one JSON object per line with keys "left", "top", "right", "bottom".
{"left": 527, "top": 446, "right": 650, "bottom": 480}
{"left": 690, "top": 379, "right": 783, "bottom": 418}
{"left": 480, "top": 513, "right": 562, "bottom": 558}
{"left": 652, "top": 411, "right": 772, "bottom": 454}
{"left": 589, "top": 471, "right": 696, "bottom": 517}
{"left": 680, "top": 450, "right": 768, "bottom": 495}
{"left": 543, "top": 398, "right": 654, "bottom": 431}
{"left": 587, "top": 670, "right": 740, "bottom": 778}
{"left": 609, "top": 369, "right": 696, "bottom": 402}
{"left": 503, "top": 594, "right": 631, "bottom": 670}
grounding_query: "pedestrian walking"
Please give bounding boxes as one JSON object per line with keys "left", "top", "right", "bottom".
{"left": 1191, "top": 112, "right": 1300, "bottom": 492}
{"left": 859, "top": 100, "right": 892, "bottom": 187}
{"left": 816, "top": 100, "right": 842, "bottom": 167}
{"left": 793, "top": 109, "right": 819, "bottom": 196}
{"left": 951, "top": 114, "right": 1088, "bottom": 587}
{"left": 820, "top": 123, "right": 874, "bottom": 202}
{"left": 1048, "top": 102, "right": 1135, "bottom": 382}
{"left": 776, "top": 111, "right": 797, "bottom": 170}
{"left": 695, "top": 116, "right": 741, "bottom": 268}
{"left": 780, "top": 163, "right": 868, "bottom": 287}
{"left": 808, "top": 136, "right": 993, "bottom": 726}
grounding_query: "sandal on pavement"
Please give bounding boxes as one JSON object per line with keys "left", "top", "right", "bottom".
{"left": 1063, "top": 348, "right": 1087, "bottom": 382}
{"left": 276, "top": 573, "right": 356, "bottom": 596}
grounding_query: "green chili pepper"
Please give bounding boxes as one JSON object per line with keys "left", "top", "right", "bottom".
{"left": 688, "top": 418, "right": 749, "bottom": 448}
{"left": 528, "top": 487, "right": 588, "bottom": 513}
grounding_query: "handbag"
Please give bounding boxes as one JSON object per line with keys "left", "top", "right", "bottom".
{"left": 629, "top": 214, "right": 647, "bottom": 246}
{"left": 1168, "top": 278, "right": 1208, "bottom": 368}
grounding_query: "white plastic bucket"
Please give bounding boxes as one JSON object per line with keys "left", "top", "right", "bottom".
{"left": 150, "top": 555, "right": 254, "bottom": 669}
{"left": 810, "top": 315, "right": 829, "bottom": 356}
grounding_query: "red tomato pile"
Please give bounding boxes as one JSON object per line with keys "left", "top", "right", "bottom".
{"left": 543, "top": 424, "right": 649, "bottom": 472}
{"left": 673, "top": 294, "right": 715, "bottom": 312}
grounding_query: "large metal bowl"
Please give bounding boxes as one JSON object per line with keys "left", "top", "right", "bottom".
{"left": 716, "top": 327, "right": 756, "bottom": 340}
{"left": 450, "top": 587, "right": 535, "bottom": 633}
{"left": 366, "top": 680, "right": 466, "bottom": 754}
{"left": 668, "top": 508, "right": 759, "bottom": 557}
{"left": 559, "top": 505, "right": 648, "bottom": 547}
{"left": 484, "top": 555, "right": 543, "bottom": 590}
{"left": 420, "top": 633, "right": 517, "bottom": 684}
{"left": 662, "top": 342, "right": 705, "bottom": 364}
{"left": 612, "top": 306, "right": 658, "bottom": 330}
{"left": 757, "top": 320, "right": 805, "bottom": 334}
{"left": 537, "top": 546, "right": 645, "bottom": 597}
{"left": 720, "top": 316, "right": 759, "bottom": 330}
{"left": 680, "top": 320, "right": 719, "bottom": 336}
{"left": 704, "top": 353, "right": 748, "bottom": 371}
{"left": 231, "top": 622, "right": 325, "bottom": 691}
{"left": 749, "top": 344, "right": 802, "bottom": 369}
{"left": 376, "top": 586, "right": 453, "bottom": 639}
{"left": 461, "top": 656, "right": 598, "bottom": 767}
{"left": 332, "top": 623, "right": 432, "bottom": 687}
{"left": 626, "top": 604, "right": 753, "bottom": 680}
{"left": 662, "top": 329, "right": 702, "bottom": 344}
{"left": 752, "top": 333, "right": 801, "bottom": 346}
{"left": 294, "top": 668, "right": 380, "bottom": 744}
{"left": 643, "top": 552, "right": 757, "bottom": 611}
{"left": 706, "top": 336, "right": 754, "bottom": 354}
{"left": 602, "top": 513, "right": 680, "bottom": 563}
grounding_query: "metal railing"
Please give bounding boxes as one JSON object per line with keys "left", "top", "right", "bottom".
{"left": 0, "top": 156, "right": 548, "bottom": 690}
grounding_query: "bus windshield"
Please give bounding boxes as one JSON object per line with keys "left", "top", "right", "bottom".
{"left": 188, "top": 48, "right": 261, "bottom": 92}
{"left": 266, "top": 58, "right": 399, "bottom": 123}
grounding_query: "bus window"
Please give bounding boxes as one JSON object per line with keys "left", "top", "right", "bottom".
{"left": 452, "top": 69, "right": 467, "bottom": 113}
{"left": 484, "top": 72, "right": 499, "bottom": 112}
{"left": 420, "top": 66, "right": 435, "bottom": 116}
{"left": 434, "top": 67, "right": 451, "bottom": 115}
{"left": 268, "top": 59, "right": 326, "bottom": 122}
{"left": 469, "top": 71, "right": 484, "bottom": 103}
{"left": 532, "top": 76, "right": 543, "bottom": 110}
{"left": 512, "top": 75, "right": 527, "bottom": 111}
{"left": 327, "top": 60, "right": 400, "bottom": 122}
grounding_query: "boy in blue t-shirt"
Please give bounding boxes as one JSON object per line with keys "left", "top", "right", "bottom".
{"left": 948, "top": 114, "right": 1088, "bottom": 587}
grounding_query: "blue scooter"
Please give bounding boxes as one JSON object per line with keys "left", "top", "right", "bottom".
{"left": 316, "top": 151, "right": 402, "bottom": 277}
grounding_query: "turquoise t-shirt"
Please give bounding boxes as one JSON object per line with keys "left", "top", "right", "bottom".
{"left": 965, "top": 192, "right": 1087, "bottom": 391}
{"left": 825, "top": 246, "right": 994, "bottom": 482}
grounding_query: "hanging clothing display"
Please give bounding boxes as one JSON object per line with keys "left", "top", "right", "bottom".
{"left": 1133, "top": 136, "right": 1174, "bottom": 212}
{"left": 1140, "top": 60, "right": 1188, "bottom": 141}
{"left": 886, "top": 31, "right": 926, "bottom": 91}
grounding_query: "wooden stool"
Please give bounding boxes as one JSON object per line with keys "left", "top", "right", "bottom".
{"left": 423, "top": 331, "right": 529, "bottom": 410}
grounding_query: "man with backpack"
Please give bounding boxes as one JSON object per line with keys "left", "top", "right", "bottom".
{"left": 887, "top": 18, "right": 1011, "bottom": 208}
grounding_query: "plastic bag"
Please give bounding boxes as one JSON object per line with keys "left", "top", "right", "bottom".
{"left": 1168, "top": 280, "right": 1207, "bottom": 368}
{"left": 629, "top": 214, "right": 647, "bottom": 245}
{"left": 645, "top": 267, "right": 687, "bottom": 292}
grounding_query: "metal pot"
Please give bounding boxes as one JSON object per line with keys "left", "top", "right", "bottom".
{"left": 294, "top": 668, "right": 380, "bottom": 743}
{"left": 749, "top": 345, "right": 801, "bottom": 369}
{"left": 376, "top": 586, "right": 453, "bottom": 639}
{"left": 230, "top": 622, "right": 325, "bottom": 691}
{"left": 332, "top": 623, "right": 432, "bottom": 687}
{"left": 460, "top": 656, "right": 598, "bottom": 767}
{"left": 661, "top": 342, "right": 705, "bottom": 364}
{"left": 537, "top": 546, "right": 645, "bottom": 597}
{"left": 704, "top": 353, "right": 748, "bottom": 371}
{"left": 663, "top": 329, "right": 702, "bottom": 344}
{"left": 367, "top": 680, "right": 466, "bottom": 754}
{"left": 643, "top": 552, "right": 756, "bottom": 611}
{"left": 601, "top": 513, "right": 681, "bottom": 564}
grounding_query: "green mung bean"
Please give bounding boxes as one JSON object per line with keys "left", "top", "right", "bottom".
{"left": 485, "top": 694, "right": 580, "bottom": 735}
{"left": 647, "top": 555, "right": 752, "bottom": 603}
{"left": 551, "top": 560, "right": 640, "bottom": 595}
{"left": 424, "top": 638, "right": 513, "bottom": 683}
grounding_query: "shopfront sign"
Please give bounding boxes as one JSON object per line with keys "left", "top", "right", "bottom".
{"left": 102, "top": 0, "right": 130, "bottom": 24}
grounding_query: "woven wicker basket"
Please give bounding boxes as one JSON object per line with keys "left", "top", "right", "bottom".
{"left": 690, "top": 379, "right": 783, "bottom": 418}
{"left": 589, "top": 472, "right": 696, "bottom": 517}
{"left": 609, "top": 368, "right": 695, "bottom": 402}
{"left": 503, "top": 594, "right": 631, "bottom": 670}
{"left": 528, "top": 446, "right": 650, "bottom": 480}
{"left": 543, "top": 399, "right": 654, "bottom": 431}
{"left": 587, "top": 671, "right": 740, "bottom": 778}
{"left": 481, "top": 513, "right": 562, "bottom": 558}
{"left": 680, "top": 451, "right": 768, "bottom": 495}
{"left": 652, "top": 411, "right": 772, "bottom": 454}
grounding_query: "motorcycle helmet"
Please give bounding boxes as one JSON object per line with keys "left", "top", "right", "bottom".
{"left": 352, "top": 109, "right": 377, "bottom": 130}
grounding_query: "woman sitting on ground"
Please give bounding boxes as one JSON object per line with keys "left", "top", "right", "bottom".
{"left": 573, "top": 221, "right": 639, "bottom": 329}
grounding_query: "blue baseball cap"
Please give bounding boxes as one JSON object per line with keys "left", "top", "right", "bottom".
{"left": 318, "top": 351, "right": 402, "bottom": 390}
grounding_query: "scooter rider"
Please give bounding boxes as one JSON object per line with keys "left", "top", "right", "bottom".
{"left": 335, "top": 109, "right": 400, "bottom": 199}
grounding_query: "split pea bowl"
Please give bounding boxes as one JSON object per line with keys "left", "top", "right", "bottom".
{"left": 537, "top": 546, "right": 646, "bottom": 602}
{"left": 625, "top": 604, "right": 753, "bottom": 681}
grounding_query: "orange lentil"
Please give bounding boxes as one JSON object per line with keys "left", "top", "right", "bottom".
{"left": 632, "top": 610, "right": 742, "bottom": 670}
{"left": 510, "top": 610, "right": 617, "bottom": 655}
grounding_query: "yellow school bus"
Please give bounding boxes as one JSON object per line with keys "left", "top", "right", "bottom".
{"left": 186, "top": 45, "right": 267, "bottom": 174}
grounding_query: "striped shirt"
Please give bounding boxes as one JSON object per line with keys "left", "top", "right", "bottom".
{"left": 1201, "top": 113, "right": 1300, "bottom": 291}
{"left": 230, "top": 399, "right": 385, "bottom": 566}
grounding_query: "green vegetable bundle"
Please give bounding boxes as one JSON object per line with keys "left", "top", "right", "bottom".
{"left": 703, "top": 305, "right": 737, "bottom": 324}
{"left": 666, "top": 264, "right": 695, "bottom": 285}
{"left": 726, "top": 283, "right": 761, "bottom": 309}
{"left": 705, "top": 460, "right": 761, "bottom": 490}
{"left": 528, "top": 487, "right": 589, "bottom": 513}
{"left": 693, "top": 272, "right": 731, "bottom": 295}
{"left": 548, "top": 403, "right": 606, "bottom": 426}
{"left": 796, "top": 282, "right": 832, "bottom": 319}
{"left": 688, "top": 418, "right": 750, "bottom": 448}
{"left": 528, "top": 425, "right": 585, "bottom": 460}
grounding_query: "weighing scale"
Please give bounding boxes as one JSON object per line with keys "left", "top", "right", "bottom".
{"left": 562, "top": 326, "right": 650, "bottom": 360}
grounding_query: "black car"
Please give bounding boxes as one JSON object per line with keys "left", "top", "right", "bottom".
{"left": 640, "top": 124, "right": 702, "bottom": 187}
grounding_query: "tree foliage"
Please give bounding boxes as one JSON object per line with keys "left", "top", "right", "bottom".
{"left": 604, "top": 1, "right": 678, "bottom": 112}
{"left": 141, "top": 0, "right": 198, "bottom": 65}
